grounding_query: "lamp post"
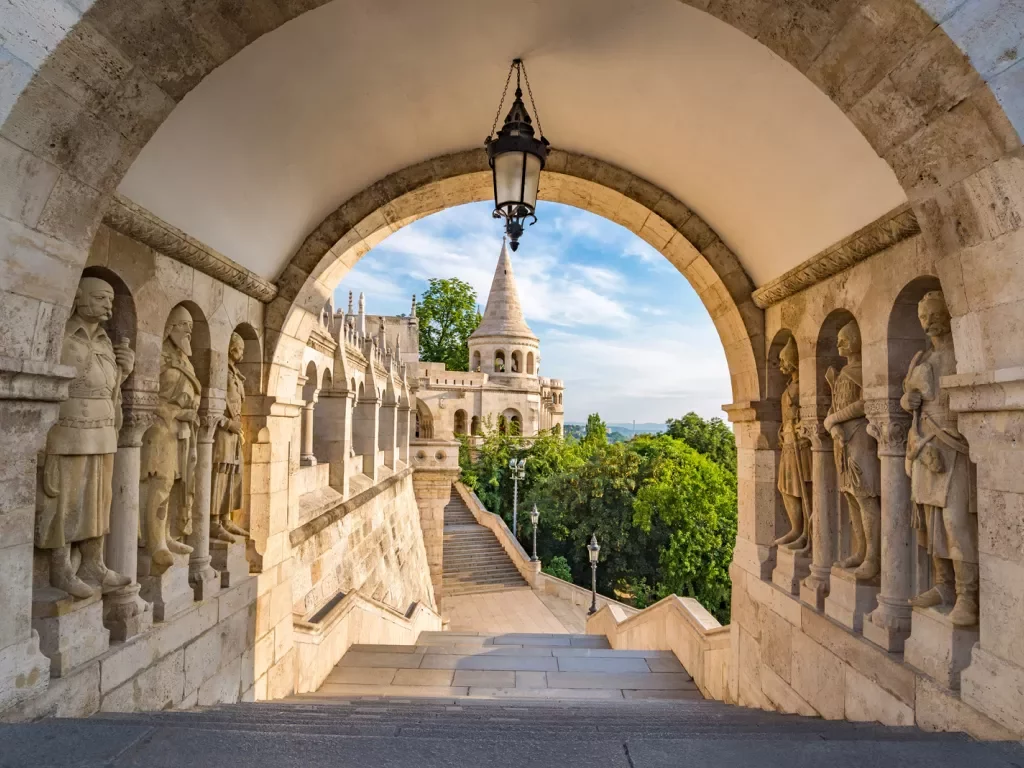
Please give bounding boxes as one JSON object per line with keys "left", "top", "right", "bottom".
{"left": 485, "top": 59, "right": 550, "bottom": 252}
{"left": 587, "top": 534, "right": 601, "bottom": 615}
{"left": 509, "top": 457, "right": 526, "bottom": 538}
{"left": 529, "top": 503, "right": 540, "bottom": 562}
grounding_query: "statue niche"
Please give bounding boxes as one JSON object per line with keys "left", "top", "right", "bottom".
{"left": 902, "top": 291, "right": 977, "bottom": 626}
{"left": 823, "top": 321, "right": 882, "bottom": 580}
{"left": 211, "top": 332, "right": 250, "bottom": 543}
{"left": 36, "top": 277, "right": 134, "bottom": 598}
{"left": 140, "top": 305, "right": 200, "bottom": 569}
{"left": 773, "top": 338, "right": 812, "bottom": 554}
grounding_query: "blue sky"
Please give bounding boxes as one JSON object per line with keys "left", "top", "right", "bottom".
{"left": 334, "top": 201, "right": 730, "bottom": 424}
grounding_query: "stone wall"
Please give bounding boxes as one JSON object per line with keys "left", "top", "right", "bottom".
{"left": 289, "top": 467, "right": 435, "bottom": 619}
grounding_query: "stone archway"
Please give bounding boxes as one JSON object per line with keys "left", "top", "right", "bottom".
{"left": 263, "top": 149, "right": 764, "bottom": 406}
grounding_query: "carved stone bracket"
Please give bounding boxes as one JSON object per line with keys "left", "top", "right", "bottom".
{"left": 799, "top": 419, "right": 832, "bottom": 452}
{"left": 120, "top": 388, "right": 160, "bottom": 447}
{"left": 103, "top": 194, "right": 278, "bottom": 304}
{"left": 752, "top": 204, "right": 920, "bottom": 309}
{"left": 865, "top": 399, "right": 911, "bottom": 458}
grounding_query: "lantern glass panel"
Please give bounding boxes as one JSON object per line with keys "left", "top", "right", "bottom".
{"left": 494, "top": 151, "right": 525, "bottom": 210}
{"left": 522, "top": 152, "right": 542, "bottom": 209}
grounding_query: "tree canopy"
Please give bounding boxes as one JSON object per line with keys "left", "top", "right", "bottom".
{"left": 459, "top": 411, "right": 738, "bottom": 622}
{"left": 416, "top": 278, "right": 480, "bottom": 372}
{"left": 665, "top": 412, "right": 737, "bottom": 478}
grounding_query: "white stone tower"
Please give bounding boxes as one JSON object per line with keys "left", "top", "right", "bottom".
{"left": 469, "top": 240, "right": 540, "bottom": 381}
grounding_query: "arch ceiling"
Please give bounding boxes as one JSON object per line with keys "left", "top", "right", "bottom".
{"left": 118, "top": 0, "right": 907, "bottom": 287}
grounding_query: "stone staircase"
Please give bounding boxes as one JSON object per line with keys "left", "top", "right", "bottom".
{"left": 443, "top": 489, "right": 528, "bottom": 596}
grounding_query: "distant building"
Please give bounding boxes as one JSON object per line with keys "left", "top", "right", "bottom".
{"left": 349, "top": 241, "right": 565, "bottom": 439}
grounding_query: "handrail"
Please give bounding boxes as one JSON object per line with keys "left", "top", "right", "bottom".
{"left": 587, "top": 594, "right": 731, "bottom": 702}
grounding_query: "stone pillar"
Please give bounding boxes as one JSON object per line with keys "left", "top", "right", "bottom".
{"left": 103, "top": 396, "right": 155, "bottom": 641}
{"left": 316, "top": 388, "right": 352, "bottom": 497}
{"left": 799, "top": 418, "right": 835, "bottom": 610}
{"left": 188, "top": 405, "right": 221, "bottom": 601}
{"left": 300, "top": 395, "right": 317, "bottom": 467}
{"left": 353, "top": 389, "right": 380, "bottom": 483}
{"left": 724, "top": 402, "right": 782, "bottom": 581}
{"left": 410, "top": 439, "right": 460, "bottom": 616}
{"left": 0, "top": 365, "right": 71, "bottom": 709}
{"left": 863, "top": 401, "right": 913, "bottom": 652}
{"left": 398, "top": 404, "right": 411, "bottom": 464}
{"left": 380, "top": 399, "right": 398, "bottom": 470}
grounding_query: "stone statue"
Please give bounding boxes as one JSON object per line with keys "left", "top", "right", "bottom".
{"left": 773, "top": 338, "right": 812, "bottom": 553}
{"left": 823, "top": 321, "right": 881, "bottom": 580}
{"left": 211, "top": 332, "right": 250, "bottom": 543}
{"left": 902, "top": 291, "right": 977, "bottom": 625}
{"left": 36, "top": 277, "right": 134, "bottom": 598}
{"left": 140, "top": 305, "right": 200, "bottom": 568}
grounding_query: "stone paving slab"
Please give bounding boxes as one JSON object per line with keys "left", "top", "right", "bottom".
{"left": 643, "top": 656, "right": 686, "bottom": 673}
{"left": 491, "top": 634, "right": 574, "bottom": 646}
{"left": 420, "top": 654, "right": 559, "bottom": 672}
{"left": 623, "top": 689, "right": 705, "bottom": 700}
{"left": 392, "top": 669, "right": 457, "bottom": 686}
{"left": 464, "top": 687, "right": 625, "bottom": 700}
{"left": 554, "top": 656, "right": 652, "bottom": 673}
{"left": 351, "top": 644, "right": 423, "bottom": 653}
{"left": 340, "top": 652, "right": 426, "bottom": 669}
{"left": 327, "top": 667, "right": 400, "bottom": 685}
{"left": 452, "top": 670, "right": 517, "bottom": 687}
{"left": 515, "top": 671, "right": 548, "bottom": 688}
{"left": 545, "top": 672, "right": 697, "bottom": 690}
{"left": 420, "top": 644, "right": 557, "bottom": 656}
{"left": 309, "top": 684, "right": 470, "bottom": 698}
{"left": 550, "top": 648, "right": 675, "bottom": 658}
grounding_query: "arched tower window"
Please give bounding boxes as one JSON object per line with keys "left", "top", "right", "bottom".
{"left": 511, "top": 350, "right": 522, "bottom": 373}
{"left": 454, "top": 409, "right": 468, "bottom": 435}
{"left": 472, "top": 350, "right": 481, "bottom": 371}
{"left": 526, "top": 352, "right": 534, "bottom": 374}
{"left": 494, "top": 350, "right": 505, "bottom": 373}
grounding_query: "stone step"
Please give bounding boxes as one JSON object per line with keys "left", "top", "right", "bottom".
{"left": 443, "top": 584, "right": 530, "bottom": 596}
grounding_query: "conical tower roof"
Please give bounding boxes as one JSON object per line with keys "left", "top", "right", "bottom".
{"left": 470, "top": 240, "right": 537, "bottom": 341}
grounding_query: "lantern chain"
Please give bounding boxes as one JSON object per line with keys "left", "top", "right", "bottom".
{"left": 519, "top": 60, "right": 545, "bottom": 140}
{"left": 488, "top": 61, "right": 516, "bottom": 141}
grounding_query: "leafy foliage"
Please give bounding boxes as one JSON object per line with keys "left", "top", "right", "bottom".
{"left": 416, "top": 278, "right": 480, "bottom": 372}
{"left": 542, "top": 555, "right": 573, "bottom": 583}
{"left": 665, "top": 412, "right": 737, "bottom": 478}
{"left": 459, "top": 412, "right": 738, "bottom": 623}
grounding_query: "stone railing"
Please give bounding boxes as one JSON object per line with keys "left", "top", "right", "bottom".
{"left": 587, "top": 595, "right": 732, "bottom": 701}
{"left": 292, "top": 590, "right": 442, "bottom": 694}
{"left": 453, "top": 482, "right": 639, "bottom": 617}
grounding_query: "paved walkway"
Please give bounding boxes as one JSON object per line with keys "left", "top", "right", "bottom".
{"left": 445, "top": 587, "right": 584, "bottom": 633}
{"left": 303, "top": 631, "right": 700, "bottom": 701}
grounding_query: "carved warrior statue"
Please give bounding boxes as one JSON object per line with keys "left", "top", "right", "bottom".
{"left": 37, "top": 277, "right": 134, "bottom": 598}
{"left": 140, "top": 306, "right": 201, "bottom": 568}
{"left": 824, "top": 321, "right": 882, "bottom": 580}
{"left": 211, "top": 333, "right": 249, "bottom": 543}
{"left": 773, "top": 338, "right": 812, "bottom": 553}
{"left": 902, "top": 291, "right": 977, "bottom": 626}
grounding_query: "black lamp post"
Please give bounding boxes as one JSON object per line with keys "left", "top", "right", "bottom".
{"left": 508, "top": 457, "right": 526, "bottom": 537}
{"left": 587, "top": 534, "right": 601, "bottom": 615}
{"left": 485, "top": 59, "right": 550, "bottom": 252}
{"left": 529, "top": 503, "right": 540, "bottom": 562}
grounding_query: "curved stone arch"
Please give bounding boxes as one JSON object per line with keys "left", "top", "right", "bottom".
{"left": 265, "top": 149, "right": 764, "bottom": 404}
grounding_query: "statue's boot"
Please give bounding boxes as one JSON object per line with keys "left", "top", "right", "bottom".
{"left": 774, "top": 528, "right": 800, "bottom": 547}
{"left": 211, "top": 519, "right": 236, "bottom": 543}
{"left": 910, "top": 557, "right": 954, "bottom": 608}
{"left": 51, "top": 546, "right": 94, "bottom": 599}
{"left": 223, "top": 516, "right": 249, "bottom": 537}
{"left": 77, "top": 537, "right": 130, "bottom": 593}
{"left": 949, "top": 560, "right": 979, "bottom": 626}
{"left": 854, "top": 502, "right": 881, "bottom": 580}
{"left": 167, "top": 536, "right": 193, "bottom": 555}
{"left": 147, "top": 513, "right": 175, "bottom": 569}
{"left": 784, "top": 533, "right": 808, "bottom": 551}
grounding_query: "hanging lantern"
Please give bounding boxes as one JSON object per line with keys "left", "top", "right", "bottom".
{"left": 485, "top": 59, "right": 550, "bottom": 251}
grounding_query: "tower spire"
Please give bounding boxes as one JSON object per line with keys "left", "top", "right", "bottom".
{"left": 470, "top": 239, "right": 537, "bottom": 341}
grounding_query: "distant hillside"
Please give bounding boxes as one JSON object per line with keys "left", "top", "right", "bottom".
{"left": 565, "top": 422, "right": 665, "bottom": 437}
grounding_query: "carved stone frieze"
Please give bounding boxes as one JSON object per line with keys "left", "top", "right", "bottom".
{"left": 307, "top": 327, "right": 338, "bottom": 357}
{"left": 752, "top": 204, "right": 920, "bottom": 308}
{"left": 103, "top": 194, "right": 278, "bottom": 304}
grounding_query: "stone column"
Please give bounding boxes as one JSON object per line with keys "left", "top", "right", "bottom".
{"left": 353, "top": 389, "right": 380, "bottom": 483}
{"left": 103, "top": 395, "right": 156, "bottom": 641}
{"left": 188, "top": 405, "right": 221, "bottom": 601}
{"left": 300, "top": 394, "right": 318, "bottom": 467}
{"left": 410, "top": 438, "right": 461, "bottom": 616}
{"left": 799, "top": 418, "right": 835, "bottom": 610}
{"left": 316, "top": 388, "right": 352, "bottom": 497}
{"left": 380, "top": 398, "right": 398, "bottom": 469}
{"left": 398, "top": 404, "right": 411, "bottom": 464}
{"left": 863, "top": 400, "right": 913, "bottom": 652}
{"left": 0, "top": 365, "right": 71, "bottom": 709}
{"left": 723, "top": 401, "right": 782, "bottom": 581}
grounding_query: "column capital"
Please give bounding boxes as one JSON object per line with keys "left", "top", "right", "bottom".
{"left": 120, "top": 387, "right": 159, "bottom": 447}
{"left": 722, "top": 400, "right": 781, "bottom": 424}
{"left": 798, "top": 418, "right": 832, "bottom": 452}
{"left": 864, "top": 398, "right": 911, "bottom": 457}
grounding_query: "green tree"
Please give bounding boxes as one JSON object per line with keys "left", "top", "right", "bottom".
{"left": 417, "top": 278, "right": 480, "bottom": 372}
{"left": 542, "top": 555, "right": 573, "bottom": 583}
{"left": 583, "top": 413, "right": 608, "bottom": 446}
{"left": 665, "top": 412, "right": 737, "bottom": 478}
